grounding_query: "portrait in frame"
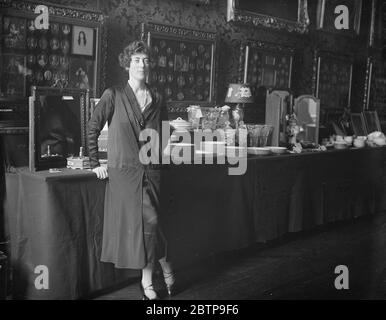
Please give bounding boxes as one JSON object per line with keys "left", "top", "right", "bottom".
{"left": 29, "top": 87, "right": 90, "bottom": 171}
{"left": 72, "top": 25, "right": 95, "bottom": 57}
{"left": 69, "top": 57, "right": 95, "bottom": 94}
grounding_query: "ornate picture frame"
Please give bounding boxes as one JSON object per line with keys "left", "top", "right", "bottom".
{"left": 29, "top": 86, "right": 90, "bottom": 171}
{"left": 0, "top": 0, "right": 106, "bottom": 102}
{"left": 141, "top": 22, "right": 217, "bottom": 112}
{"left": 227, "top": 0, "right": 310, "bottom": 34}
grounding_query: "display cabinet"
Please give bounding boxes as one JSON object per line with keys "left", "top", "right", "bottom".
{"left": 0, "top": 0, "right": 106, "bottom": 128}
{"left": 238, "top": 40, "right": 294, "bottom": 124}
{"left": 141, "top": 22, "right": 217, "bottom": 114}
{"left": 239, "top": 40, "right": 294, "bottom": 92}
{"left": 313, "top": 50, "right": 353, "bottom": 128}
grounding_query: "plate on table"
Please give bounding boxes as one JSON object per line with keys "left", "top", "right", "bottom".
{"left": 170, "top": 143, "right": 194, "bottom": 147}
{"left": 247, "top": 147, "right": 271, "bottom": 156}
{"left": 268, "top": 147, "right": 287, "bottom": 154}
{"left": 195, "top": 150, "right": 215, "bottom": 155}
{"left": 226, "top": 146, "right": 247, "bottom": 157}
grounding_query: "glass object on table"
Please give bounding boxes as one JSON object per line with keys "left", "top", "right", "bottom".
{"left": 224, "top": 121, "right": 236, "bottom": 146}
{"left": 186, "top": 105, "right": 202, "bottom": 130}
{"left": 217, "top": 105, "right": 230, "bottom": 129}
{"left": 238, "top": 121, "right": 248, "bottom": 147}
{"left": 202, "top": 107, "right": 220, "bottom": 131}
{"left": 247, "top": 124, "right": 274, "bottom": 147}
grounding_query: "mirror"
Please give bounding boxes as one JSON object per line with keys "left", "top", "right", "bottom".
{"left": 29, "top": 86, "right": 89, "bottom": 171}
{"left": 363, "top": 110, "right": 381, "bottom": 134}
{"left": 350, "top": 113, "right": 367, "bottom": 137}
{"left": 227, "top": 0, "right": 309, "bottom": 33}
{"left": 293, "top": 95, "right": 320, "bottom": 144}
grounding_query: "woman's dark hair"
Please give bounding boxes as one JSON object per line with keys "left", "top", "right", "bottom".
{"left": 118, "top": 40, "right": 150, "bottom": 71}
{"left": 78, "top": 31, "right": 86, "bottom": 46}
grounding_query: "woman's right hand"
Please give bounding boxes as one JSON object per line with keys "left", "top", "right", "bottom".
{"left": 93, "top": 166, "right": 108, "bottom": 179}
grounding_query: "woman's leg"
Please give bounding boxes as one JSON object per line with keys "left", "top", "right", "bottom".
{"left": 159, "top": 257, "right": 176, "bottom": 295}
{"left": 141, "top": 176, "right": 161, "bottom": 299}
{"left": 141, "top": 263, "right": 157, "bottom": 300}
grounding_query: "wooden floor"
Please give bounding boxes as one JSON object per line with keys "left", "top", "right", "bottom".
{"left": 93, "top": 212, "right": 386, "bottom": 300}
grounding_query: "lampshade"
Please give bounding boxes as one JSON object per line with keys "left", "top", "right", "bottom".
{"left": 224, "top": 83, "right": 254, "bottom": 104}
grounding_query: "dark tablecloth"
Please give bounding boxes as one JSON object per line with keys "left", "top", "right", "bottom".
{"left": 4, "top": 169, "right": 136, "bottom": 299}
{"left": 3, "top": 147, "right": 386, "bottom": 299}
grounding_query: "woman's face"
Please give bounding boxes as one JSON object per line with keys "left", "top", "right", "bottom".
{"left": 128, "top": 53, "right": 149, "bottom": 82}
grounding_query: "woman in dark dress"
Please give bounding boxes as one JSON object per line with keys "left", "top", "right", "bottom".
{"left": 88, "top": 40, "right": 175, "bottom": 300}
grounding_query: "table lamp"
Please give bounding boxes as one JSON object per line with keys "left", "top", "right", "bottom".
{"left": 224, "top": 83, "right": 254, "bottom": 129}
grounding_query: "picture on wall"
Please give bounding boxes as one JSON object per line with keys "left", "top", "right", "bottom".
{"left": 141, "top": 22, "right": 217, "bottom": 106}
{"left": 3, "top": 16, "right": 26, "bottom": 49}
{"left": 316, "top": 52, "right": 352, "bottom": 110}
{"left": 69, "top": 57, "right": 95, "bottom": 92}
{"left": 1, "top": 54, "right": 26, "bottom": 97}
{"left": 240, "top": 41, "right": 294, "bottom": 94}
{"left": 71, "top": 26, "right": 95, "bottom": 57}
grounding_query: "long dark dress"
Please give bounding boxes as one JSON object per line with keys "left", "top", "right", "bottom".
{"left": 88, "top": 83, "right": 168, "bottom": 269}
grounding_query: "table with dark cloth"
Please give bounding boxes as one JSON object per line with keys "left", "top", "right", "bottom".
{"left": 4, "top": 169, "right": 136, "bottom": 299}
{"left": 3, "top": 147, "right": 386, "bottom": 299}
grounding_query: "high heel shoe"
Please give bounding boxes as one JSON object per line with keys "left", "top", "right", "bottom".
{"left": 140, "top": 283, "right": 159, "bottom": 300}
{"left": 163, "top": 271, "right": 177, "bottom": 297}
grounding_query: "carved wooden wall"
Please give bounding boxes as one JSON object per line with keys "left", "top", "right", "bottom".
{"left": 1, "top": 0, "right": 381, "bottom": 127}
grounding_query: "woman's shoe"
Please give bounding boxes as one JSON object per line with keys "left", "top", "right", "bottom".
{"left": 163, "top": 271, "right": 177, "bottom": 297}
{"left": 140, "top": 283, "right": 159, "bottom": 300}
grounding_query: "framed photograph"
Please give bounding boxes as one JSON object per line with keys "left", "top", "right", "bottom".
{"left": 3, "top": 16, "right": 26, "bottom": 49}
{"left": 141, "top": 22, "right": 217, "bottom": 109}
{"left": 29, "top": 86, "right": 90, "bottom": 171}
{"left": 316, "top": 0, "right": 362, "bottom": 35}
{"left": 71, "top": 26, "right": 95, "bottom": 57}
{"left": 227, "top": 0, "right": 309, "bottom": 34}
{"left": 69, "top": 57, "right": 95, "bottom": 94}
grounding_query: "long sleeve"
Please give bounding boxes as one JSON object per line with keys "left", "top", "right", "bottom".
{"left": 88, "top": 88, "right": 115, "bottom": 169}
